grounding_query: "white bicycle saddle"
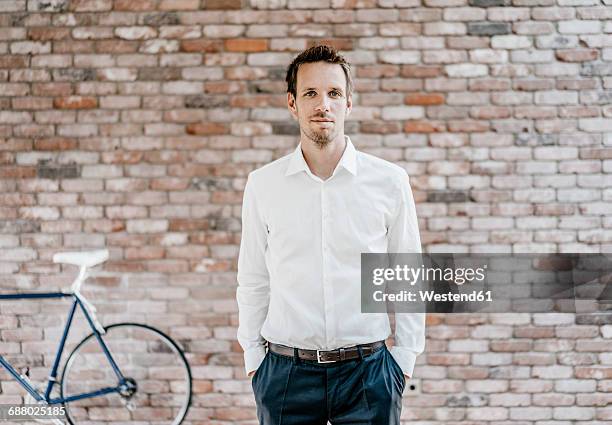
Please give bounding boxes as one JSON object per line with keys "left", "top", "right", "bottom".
{"left": 53, "top": 249, "right": 109, "bottom": 268}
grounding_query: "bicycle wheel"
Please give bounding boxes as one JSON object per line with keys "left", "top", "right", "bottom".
{"left": 60, "top": 323, "right": 192, "bottom": 425}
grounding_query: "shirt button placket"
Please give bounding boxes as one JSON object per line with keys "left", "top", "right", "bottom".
{"left": 321, "top": 182, "right": 334, "bottom": 348}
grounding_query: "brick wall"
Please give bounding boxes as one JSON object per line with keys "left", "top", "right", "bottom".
{"left": 0, "top": 0, "right": 611, "bottom": 423}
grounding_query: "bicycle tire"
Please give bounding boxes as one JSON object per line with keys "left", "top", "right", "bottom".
{"left": 59, "top": 322, "right": 192, "bottom": 425}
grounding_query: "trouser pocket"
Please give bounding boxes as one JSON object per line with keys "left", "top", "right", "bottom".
{"left": 385, "top": 348, "right": 406, "bottom": 393}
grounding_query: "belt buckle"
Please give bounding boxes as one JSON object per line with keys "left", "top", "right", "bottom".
{"left": 316, "top": 349, "right": 335, "bottom": 364}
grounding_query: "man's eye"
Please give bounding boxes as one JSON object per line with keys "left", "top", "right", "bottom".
{"left": 330, "top": 91, "right": 341, "bottom": 97}
{"left": 305, "top": 91, "right": 315, "bottom": 96}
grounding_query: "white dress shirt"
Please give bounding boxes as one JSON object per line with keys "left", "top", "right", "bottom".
{"left": 236, "top": 135, "right": 425, "bottom": 377}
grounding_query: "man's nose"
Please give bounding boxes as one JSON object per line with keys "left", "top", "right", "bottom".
{"left": 314, "top": 94, "right": 331, "bottom": 112}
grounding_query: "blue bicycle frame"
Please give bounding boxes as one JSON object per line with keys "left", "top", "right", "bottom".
{"left": 0, "top": 291, "right": 128, "bottom": 405}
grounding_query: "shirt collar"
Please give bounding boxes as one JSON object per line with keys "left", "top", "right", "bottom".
{"left": 285, "top": 135, "right": 357, "bottom": 177}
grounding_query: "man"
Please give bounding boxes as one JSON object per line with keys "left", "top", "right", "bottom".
{"left": 236, "top": 45, "right": 425, "bottom": 425}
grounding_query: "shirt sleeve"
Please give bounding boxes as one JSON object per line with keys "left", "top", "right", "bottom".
{"left": 387, "top": 170, "right": 426, "bottom": 378}
{"left": 236, "top": 173, "right": 271, "bottom": 374}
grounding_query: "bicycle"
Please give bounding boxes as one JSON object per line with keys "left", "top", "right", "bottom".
{"left": 0, "top": 249, "right": 193, "bottom": 424}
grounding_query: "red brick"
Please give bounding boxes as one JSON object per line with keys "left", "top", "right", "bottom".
{"left": 0, "top": 152, "right": 14, "bottom": 164}
{"left": 216, "top": 407, "right": 256, "bottom": 421}
{"left": 404, "top": 120, "right": 446, "bottom": 133}
{"left": 192, "top": 258, "right": 232, "bottom": 272}
{"left": 167, "top": 245, "right": 209, "bottom": 259}
{"left": 401, "top": 65, "right": 442, "bottom": 78}
{"left": 205, "top": 0, "right": 241, "bottom": 8}
{"left": 0, "top": 56, "right": 28, "bottom": 68}
{"left": 0, "top": 166, "right": 36, "bottom": 179}
{"left": 147, "top": 259, "right": 189, "bottom": 273}
{"left": 186, "top": 122, "right": 228, "bottom": 135}
{"left": 307, "top": 38, "right": 354, "bottom": 51}
{"left": 53, "top": 40, "right": 95, "bottom": 53}
{"left": 159, "top": 0, "right": 200, "bottom": 9}
{"left": 12, "top": 97, "right": 53, "bottom": 110}
{"left": 514, "top": 326, "right": 555, "bottom": 339}
{"left": 230, "top": 95, "right": 276, "bottom": 108}
{"left": 557, "top": 78, "right": 597, "bottom": 90}
{"left": 555, "top": 49, "right": 599, "bottom": 62}
{"left": 33, "top": 137, "right": 78, "bottom": 151}
{"left": 427, "top": 353, "right": 470, "bottom": 366}
{"left": 225, "top": 38, "right": 269, "bottom": 52}
{"left": 0, "top": 194, "right": 36, "bottom": 206}
{"left": 211, "top": 191, "right": 243, "bottom": 204}
{"left": 101, "top": 150, "right": 144, "bottom": 164}
{"left": 357, "top": 65, "right": 399, "bottom": 78}
{"left": 83, "top": 219, "right": 125, "bottom": 233}
{"left": 180, "top": 39, "right": 223, "bottom": 53}
{"left": 191, "top": 232, "right": 235, "bottom": 245}
{"left": 448, "top": 367, "right": 489, "bottom": 379}
{"left": 472, "top": 106, "right": 512, "bottom": 119}
{"left": 405, "top": 93, "right": 445, "bottom": 105}
{"left": 204, "top": 81, "right": 246, "bottom": 94}
{"left": 114, "top": 0, "right": 156, "bottom": 10}
{"left": 360, "top": 121, "right": 401, "bottom": 134}
{"left": 491, "top": 340, "right": 532, "bottom": 352}
{"left": 169, "top": 219, "right": 211, "bottom": 231}
{"left": 27, "top": 28, "right": 70, "bottom": 41}
{"left": 53, "top": 96, "right": 97, "bottom": 109}
{"left": 534, "top": 203, "right": 575, "bottom": 216}
{"left": 575, "top": 367, "right": 612, "bottom": 379}
{"left": 125, "top": 246, "right": 165, "bottom": 260}
{"left": 105, "top": 261, "right": 146, "bottom": 272}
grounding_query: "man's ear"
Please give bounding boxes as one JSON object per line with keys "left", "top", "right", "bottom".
{"left": 287, "top": 92, "right": 298, "bottom": 121}
{"left": 346, "top": 93, "right": 353, "bottom": 117}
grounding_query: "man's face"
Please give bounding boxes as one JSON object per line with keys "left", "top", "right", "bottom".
{"left": 288, "top": 61, "right": 352, "bottom": 149}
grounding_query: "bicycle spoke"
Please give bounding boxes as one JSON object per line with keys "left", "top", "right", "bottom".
{"left": 60, "top": 323, "right": 191, "bottom": 424}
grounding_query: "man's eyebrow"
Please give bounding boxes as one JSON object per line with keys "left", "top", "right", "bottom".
{"left": 300, "top": 86, "right": 344, "bottom": 93}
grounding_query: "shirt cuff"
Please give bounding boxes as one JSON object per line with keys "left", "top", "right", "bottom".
{"left": 244, "top": 345, "right": 267, "bottom": 375}
{"left": 388, "top": 346, "right": 419, "bottom": 378}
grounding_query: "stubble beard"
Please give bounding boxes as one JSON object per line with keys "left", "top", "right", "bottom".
{"left": 295, "top": 104, "right": 341, "bottom": 149}
{"left": 300, "top": 117, "right": 339, "bottom": 150}
{"left": 305, "top": 126, "right": 334, "bottom": 149}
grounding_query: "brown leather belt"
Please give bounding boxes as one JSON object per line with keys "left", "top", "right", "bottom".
{"left": 267, "top": 340, "right": 385, "bottom": 364}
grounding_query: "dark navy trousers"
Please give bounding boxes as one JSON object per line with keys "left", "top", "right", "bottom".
{"left": 251, "top": 344, "right": 406, "bottom": 425}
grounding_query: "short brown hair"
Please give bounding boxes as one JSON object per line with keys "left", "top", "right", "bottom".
{"left": 286, "top": 45, "right": 353, "bottom": 99}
